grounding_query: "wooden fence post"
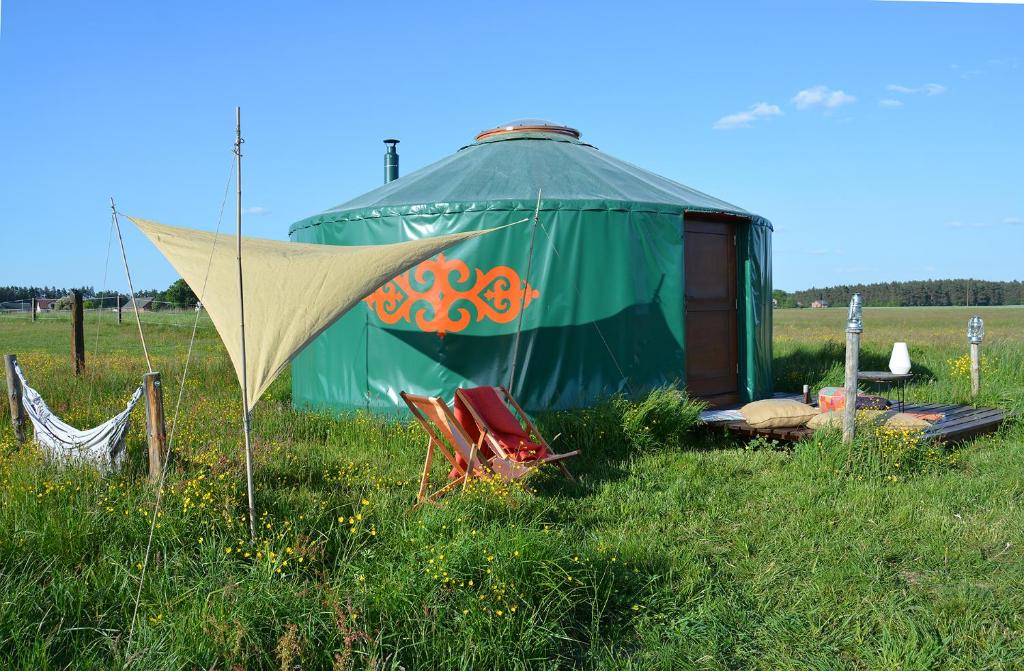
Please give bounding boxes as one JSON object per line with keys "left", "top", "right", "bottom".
{"left": 116, "top": 295, "right": 122, "bottom": 325}
{"left": 143, "top": 372, "right": 167, "bottom": 483}
{"left": 71, "top": 291, "right": 85, "bottom": 374}
{"left": 31, "top": 298, "right": 37, "bottom": 322}
{"left": 4, "top": 354, "right": 27, "bottom": 443}
{"left": 842, "top": 294, "right": 863, "bottom": 445}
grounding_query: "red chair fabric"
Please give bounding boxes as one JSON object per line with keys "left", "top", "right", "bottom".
{"left": 451, "top": 387, "right": 547, "bottom": 476}
{"left": 459, "top": 387, "right": 526, "bottom": 436}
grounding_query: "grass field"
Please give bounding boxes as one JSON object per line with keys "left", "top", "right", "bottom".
{"left": 1, "top": 307, "right": 1022, "bottom": 670}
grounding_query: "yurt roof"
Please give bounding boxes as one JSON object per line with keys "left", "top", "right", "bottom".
{"left": 290, "top": 120, "right": 770, "bottom": 234}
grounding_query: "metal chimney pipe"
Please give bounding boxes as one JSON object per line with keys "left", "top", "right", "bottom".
{"left": 384, "top": 139, "right": 400, "bottom": 183}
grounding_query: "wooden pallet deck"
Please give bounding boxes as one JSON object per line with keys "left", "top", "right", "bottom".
{"left": 708, "top": 395, "right": 1006, "bottom": 444}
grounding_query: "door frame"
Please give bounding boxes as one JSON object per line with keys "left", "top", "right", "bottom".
{"left": 682, "top": 211, "right": 747, "bottom": 407}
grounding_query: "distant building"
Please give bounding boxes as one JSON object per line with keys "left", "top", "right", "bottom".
{"left": 35, "top": 298, "right": 57, "bottom": 311}
{"left": 810, "top": 299, "right": 831, "bottom": 309}
{"left": 125, "top": 296, "right": 155, "bottom": 312}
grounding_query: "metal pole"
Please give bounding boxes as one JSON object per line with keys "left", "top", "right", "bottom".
{"left": 235, "top": 107, "right": 257, "bottom": 541}
{"left": 842, "top": 294, "right": 863, "bottom": 445}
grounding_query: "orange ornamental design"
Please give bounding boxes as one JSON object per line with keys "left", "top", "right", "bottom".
{"left": 363, "top": 254, "right": 540, "bottom": 336}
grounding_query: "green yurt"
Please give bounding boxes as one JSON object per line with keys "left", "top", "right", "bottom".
{"left": 289, "top": 120, "right": 773, "bottom": 413}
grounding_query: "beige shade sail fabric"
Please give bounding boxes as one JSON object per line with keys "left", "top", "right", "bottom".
{"left": 127, "top": 216, "right": 500, "bottom": 407}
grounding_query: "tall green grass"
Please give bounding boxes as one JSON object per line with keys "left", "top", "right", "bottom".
{"left": 0, "top": 309, "right": 1022, "bottom": 670}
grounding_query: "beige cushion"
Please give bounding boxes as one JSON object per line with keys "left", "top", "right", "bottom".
{"left": 740, "top": 399, "right": 819, "bottom": 428}
{"left": 886, "top": 413, "right": 931, "bottom": 430}
{"left": 807, "top": 411, "right": 842, "bottom": 430}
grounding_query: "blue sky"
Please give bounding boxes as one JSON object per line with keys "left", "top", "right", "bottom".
{"left": 0, "top": 0, "right": 1021, "bottom": 292}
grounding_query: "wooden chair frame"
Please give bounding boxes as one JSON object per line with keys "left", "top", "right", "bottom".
{"left": 400, "top": 391, "right": 492, "bottom": 508}
{"left": 454, "top": 385, "right": 579, "bottom": 482}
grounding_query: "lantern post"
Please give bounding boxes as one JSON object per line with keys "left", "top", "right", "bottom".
{"left": 842, "top": 294, "right": 863, "bottom": 444}
{"left": 968, "top": 315, "right": 984, "bottom": 398}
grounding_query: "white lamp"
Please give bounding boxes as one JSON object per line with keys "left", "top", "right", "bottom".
{"left": 889, "top": 342, "right": 911, "bottom": 374}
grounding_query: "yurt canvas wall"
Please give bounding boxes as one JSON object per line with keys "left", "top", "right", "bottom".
{"left": 289, "top": 121, "right": 772, "bottom": 413}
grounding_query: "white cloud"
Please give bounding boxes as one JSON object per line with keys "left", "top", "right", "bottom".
{"left": 713, "top": 102, "right": 783, "bottom": 130}
{"left": 886, "top": 83, "right": 946, "bottom": 96}
{"left": 879, "top": 99, "right": 904, "bottom": 108}
{"left": 242, "top": 206, "right": 270, "bottom": 215}
{"left": 807, "top": 248, "right": 831, "bottom": 256}
{"left": 1004, "top": 217, "right": 1023, "bottom": 226}
{"left": 792, "top": 86, "right": 857, "bottom": 110}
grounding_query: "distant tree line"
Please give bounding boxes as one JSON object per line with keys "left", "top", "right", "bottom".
{"left": 0, "top": 279, "right": 198, "bottom": 309}
{"left": 0, "top": 286, "right": 97, "bottom": 302}
{"left": 774, "top": 279, "right": 1024, "bottom": 308}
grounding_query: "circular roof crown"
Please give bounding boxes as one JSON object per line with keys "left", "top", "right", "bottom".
{"left": 475, "top": 118, "right": 581, "bottom": 142}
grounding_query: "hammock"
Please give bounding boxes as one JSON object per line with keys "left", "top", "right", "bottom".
{"left": 14, "top": 361, "right": 143, "bottom": 473}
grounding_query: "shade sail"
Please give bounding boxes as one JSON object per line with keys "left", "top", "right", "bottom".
{"left": 127, "top": 216, "right": 498, "bottom": 407}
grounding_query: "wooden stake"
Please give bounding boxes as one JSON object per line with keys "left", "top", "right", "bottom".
{"left": 117, "top": 295, "right": 122, "bottom": 325}
{"left": 842, "top": 330, "right": 860, "bottom": 444}
{"left": 970, "top": 341, "right": 981, "bottom": 398}
{"left": 71, "top": 291, "right": 85, "bottom": 374}
{"left": 842, "top": 294, "right": 863, "bottom": 446}
{"left": 31, "top": 298, "right": 37, "bottom": 322}
{"left": 4, "top": 354, "right": 26, "bottom": 443}
{"left": 143, "top": 372, "right": 167, "bottom": 483}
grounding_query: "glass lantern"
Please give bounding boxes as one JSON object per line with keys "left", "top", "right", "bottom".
{"left": 846, "top": 293, "right": 863, "bottom": 333}
{"left": 968, "top": 315, "right": 984, "bottom": 345}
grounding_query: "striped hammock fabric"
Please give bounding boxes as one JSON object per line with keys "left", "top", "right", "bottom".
{"left": 14, "top": 361, "right": 142, "bottom": 473}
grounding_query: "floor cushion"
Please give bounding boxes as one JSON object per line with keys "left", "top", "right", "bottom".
{"left": 740, "top": 399, "right": 820, "bottom": 428}
{"left": 807, "top": 411, "right": 842, "bottom": 430}
{"left": 886, "top": 412, "right": 932, "bottom": 431}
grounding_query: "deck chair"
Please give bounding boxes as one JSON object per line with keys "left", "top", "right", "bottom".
{"left": 454, "top": 386, "right": 579, "bottom": 482}
{"left": 400, "top": 391, "right": 533, "bottom": 507}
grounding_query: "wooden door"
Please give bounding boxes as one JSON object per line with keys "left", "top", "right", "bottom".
{"left": 684, "top": 219, "right": 739, "bottom": 407}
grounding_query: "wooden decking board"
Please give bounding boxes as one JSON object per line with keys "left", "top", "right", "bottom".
{"left": 932, "top": 410, "right": 1004, "bottom": 430}
{"left": 930, "top": 408, "right": 1003, "bottom": 429}
{"left": 927, "top": 410, "right": 1004, "bottom": 437}
{"left": 909, "top": 406, "right": 978, "bottom": 423}
{"left": 905, "top": 403, "right": 959, "bottom": 414}
{"left": 928, "top": 420, "right": 1002, "bottom": 443}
